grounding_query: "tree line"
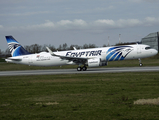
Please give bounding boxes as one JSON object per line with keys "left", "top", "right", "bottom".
{"left": 24, "top": 43, "right": 100, "bottom": 53}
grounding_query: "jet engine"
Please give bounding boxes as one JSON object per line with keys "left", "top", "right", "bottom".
{"left": 87, "top": 58, "right": 107, "bottom": 67}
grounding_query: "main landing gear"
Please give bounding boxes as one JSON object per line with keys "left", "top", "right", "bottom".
{"left": 138, "top": 58, "right": 143, "bottom": 67}
{"left": 77, "top": 66, "right": 87, "bottom": 71}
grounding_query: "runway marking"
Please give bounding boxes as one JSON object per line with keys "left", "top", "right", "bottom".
{"left": 0, "top": 66, "right": 159, "bottom": 76}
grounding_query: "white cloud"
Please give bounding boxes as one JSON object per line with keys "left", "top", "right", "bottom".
{"left": 94, "top": 19, "right": 142, "bottom": 28}
{"left": 72, "top": 19, "right": 87, "bottom": 26}
{"left": 0, "top": 25, "right": 3, "bottom": 28}
{"left": 2, "top": 17, "right": 159, "bottom": 32}
{"left": 145, "top": 17, "right": 159, "bottom": 26}
{"left": 40, "top": 20, "right": 55, "bottom": 27}
{"left": 56, "top": 19, "right": 87, "bottom": 29}
{"left": 58, "top": 19, "right": 87, "bottom": 26}
{"left": 117, "top": 19, "right": 142, "bottom": 27}
{"left": 94, "top": 19, "right": 115, "bottom": 27}
{"left": 57, "top": 20, "right": 72, "bottom": 26}
{"left": 24, "top": 20, "right": 55, "bottom": 30}
{"left": 145, "top": 17, "right": 159, "bottom": 22}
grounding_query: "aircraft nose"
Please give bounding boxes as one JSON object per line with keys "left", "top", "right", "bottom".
{"left": 152, "top": 49, "right": 158, "bottom": 56}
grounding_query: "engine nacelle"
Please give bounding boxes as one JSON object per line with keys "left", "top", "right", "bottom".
{"left": 88, "top": 58, "right": 107, "bottom": 67}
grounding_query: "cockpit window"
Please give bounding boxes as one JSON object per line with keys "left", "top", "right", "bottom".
{"left": 145, "top": 47, "right": 151, "bottom": 50}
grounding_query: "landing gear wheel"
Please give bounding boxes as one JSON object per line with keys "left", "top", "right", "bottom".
{"left": 138, "top": 58, "right": 143, "bottom": 67}
{"left": 82, "top": 66, "right": 87, "bottom": 71}
{"left": 77, "top": 67, "right": 82, "bottom": 71}
{"left": 139, "top": 63, "right": 143, "bottom": 67}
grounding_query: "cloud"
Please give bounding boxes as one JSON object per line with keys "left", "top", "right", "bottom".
{"left": 145, "top": 17, "right": 159, "bottom": 22}
{"left": 94, "top": 19, "right": 115, "bottom": 27}
{"left": 93, "top": 19, "right": 142, "bottom": 28}
{"left": 25, "top": 20, "right": 55, "bottom": 30}
{"left": 55, "top": 19, "right": 87, "bottom": 29}
{"left": 2, "top": 17, "right": 159, "bottom": 32}
{"left": 57, "top": 20, "right": 72, "bottom": 26}
{"left": 145, "top": 17, "right": 159, "bottom": 26}
{"left": 0, "top": 25, "right": 3, "bottom": 28}
{"left": 117, "top": 19, "right": 142, "bottom": 27}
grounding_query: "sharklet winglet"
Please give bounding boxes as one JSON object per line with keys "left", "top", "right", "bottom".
{"left": 46, "top": 47, "right": 57, "bottom": 56}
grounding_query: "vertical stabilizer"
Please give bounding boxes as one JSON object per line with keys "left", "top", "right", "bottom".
{"left": 5, "top": 36, "right": 30, "bottom": 57}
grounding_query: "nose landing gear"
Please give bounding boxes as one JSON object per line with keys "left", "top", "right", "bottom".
{"left": 138, "top": 58, "right": 143, "bottom": 67}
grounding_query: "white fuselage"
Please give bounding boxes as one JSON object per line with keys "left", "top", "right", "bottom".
{"left": 5, "top": 44, "right": 158, "bottom": 67}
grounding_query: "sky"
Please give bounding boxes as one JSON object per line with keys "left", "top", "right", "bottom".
{"left": 0, "top": 0, "right": 159, "bottom": 51}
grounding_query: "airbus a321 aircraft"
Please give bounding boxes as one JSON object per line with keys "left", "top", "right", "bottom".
{"left": 5, "top": 36, "right": 158, "bottom": 71}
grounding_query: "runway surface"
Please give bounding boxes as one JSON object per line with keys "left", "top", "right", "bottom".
{"left": 0, "top": 66, "right": 159, "bottom": 76}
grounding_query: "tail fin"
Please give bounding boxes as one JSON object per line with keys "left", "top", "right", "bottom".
{"left": 5, "top": 36, "right": 30, "bottom": 57}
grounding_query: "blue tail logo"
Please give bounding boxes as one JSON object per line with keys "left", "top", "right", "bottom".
{"left": 5, "top": 36, "right": 30, "bottom": 57}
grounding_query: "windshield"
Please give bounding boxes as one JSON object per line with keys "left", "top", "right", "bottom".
{"left": 145, "top": 47, "right": 152, "bottom": 50}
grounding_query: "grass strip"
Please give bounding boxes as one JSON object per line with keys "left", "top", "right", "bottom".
{"left": 0, "top": 72, "right": 159, "bottom": 119}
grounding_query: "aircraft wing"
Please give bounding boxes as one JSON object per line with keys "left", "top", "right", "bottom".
{"left": 46, "top": 47, "right": 88, "bottom": 64}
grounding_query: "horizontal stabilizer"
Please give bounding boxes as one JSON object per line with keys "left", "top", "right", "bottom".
{"left": 5, "top": 58, "right": 22, "bottom": 62}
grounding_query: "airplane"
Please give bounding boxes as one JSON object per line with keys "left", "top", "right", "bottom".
{"left": 5, "top": 36, "right": 158, "bottom": 71}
